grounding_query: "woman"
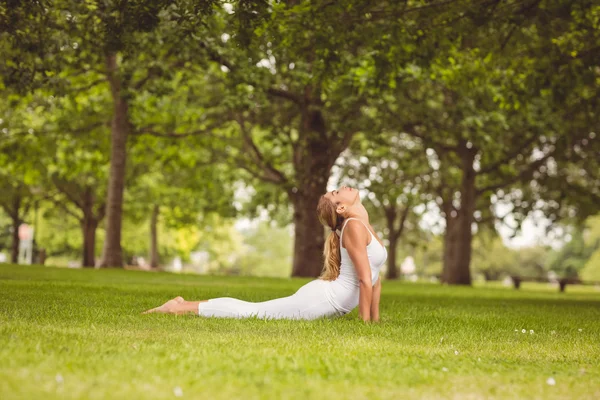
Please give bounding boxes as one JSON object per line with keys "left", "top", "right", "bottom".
{"left": 143, "top": 186, "right": 388, "bottom": 322}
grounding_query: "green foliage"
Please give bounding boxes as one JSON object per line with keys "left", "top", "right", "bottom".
{"left": 547, "top": 222, "right": 600, "bottom": 279}
{"left": 1, "top": 0, "right": 599, "bottom": 279}
{"left": 0, "top": 210, "right": 12, "bottom": 254}
{"left": 515, "top": 245, "right": 552, "bottom": 279}
{"left": 575, "top": 215, "right": 600, "bottom": 282}
{"left": 411, "top": 234, "right": 444, "bottom": 277}
{"left": 471, "top": 234, "right": 518, "bottom": 281}
{"left": 232, "top": 221, "right": 293, "bottom": 277}
{"left": 581, "top": 251, "right": 600, "bottom": 282}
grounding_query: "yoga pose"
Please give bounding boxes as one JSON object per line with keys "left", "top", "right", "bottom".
{"left": 143, "top": 186, "right": 388, "bottom": 321}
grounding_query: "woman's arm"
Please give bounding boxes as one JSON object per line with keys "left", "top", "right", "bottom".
{"left": 370, "top": 277, "right": 381, "bottom": 322}
{"left": 342, "top": 220, "right": 373, "bottom": 322}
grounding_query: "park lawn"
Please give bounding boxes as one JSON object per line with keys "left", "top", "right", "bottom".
{"left": 0, "top": 264, "right": 599, "bottom": 400}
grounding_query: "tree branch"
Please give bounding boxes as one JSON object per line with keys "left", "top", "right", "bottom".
{"left": 478, "top": 132, "right": 540, "bottom": 175}
{"left": 196, "top": 40, "right": 303, "bottom": 105}
{"left": 266, "top": 87, "right": 303, "bottom": 104}
{"left": 71, "top": 78, "right": 106, "bottom": 93}
{"left": 132, "top": 121, "right": 227, "bottom": 139}
{"left": 51, "top": 176, "right": 84, "bottom": 209}
{"left": 396, "top": 200, "right": 411, "bottom": 238}
{"left": 50, "top": 197, "right": 82, "bottom": 221}
{"left": 236, "top": 115, "right": 288, "bottom": 185}
{"left": 477, "top": 149, "right": 554, "bottom": 194}
{"left": 95, "top": 202, "right": 107, "bottom": 221}
{"left": 382, "top": 105, "right": 458, "bottom": 152}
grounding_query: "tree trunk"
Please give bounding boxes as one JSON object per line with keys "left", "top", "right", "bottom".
{"left": 291, "top": 184, "right": 327, "bottom": 277}
{"left": 149, "top": 204, "right": 160, "bottom": 268}
{"left": 289, "top": 106, "right": 343, "bottom": 277}
{"left": 9, "top": 194, "right": 21, "bottom": 264}
{"left": 386, "top": 231, "right": 399, "bottom": 279}
{"left": 385, "top": 204, "right": 410, "bottom": 280}
{"left": 38, "top": 248, "right": 46, "bottom": 265}
{"left": 81, "top": 187, "right": 98, "bottom": 267}
{"left": 385, "top": 207, "right": 399, "bottom": 280}
{"left": 10, "top": 218, "right": 20, "bottom": 263}
{"left": 442, "top": 211, "right": 457, "bottom": 283}
{"left": 442, "top": 146, "right": 477, "bottom": 285}
{"left": 99, "top": 52, "right": 129, "bottom": 268}
{"left": 511, "top": 276, "right": 522, "bottom": 289}
{"left": 81, "top": 216, "right": 98, "bottom": 268}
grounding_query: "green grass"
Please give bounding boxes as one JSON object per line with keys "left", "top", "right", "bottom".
{"left": 1, "top": 264, "right": 599, "bottom": 400}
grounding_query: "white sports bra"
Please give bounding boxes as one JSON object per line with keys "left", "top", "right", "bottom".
{"left": 338, "top": 218, "right": 388, "bottom": 286}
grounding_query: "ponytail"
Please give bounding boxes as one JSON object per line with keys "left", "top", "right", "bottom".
{"left": 320, "top": 229, "right": 341, "bottom": 281}
{"left": 317, "top": 195, "right": 344, "bottom": 281}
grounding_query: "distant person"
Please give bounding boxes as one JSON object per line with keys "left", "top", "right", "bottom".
{"left": 143, "top": 186, "right": 387, "bottom": 322}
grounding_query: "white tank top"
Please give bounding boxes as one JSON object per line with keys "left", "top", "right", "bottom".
{"left": 324, "top": 218, "right": 388, "bottom": 313}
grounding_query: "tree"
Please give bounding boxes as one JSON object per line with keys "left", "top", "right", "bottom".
{"left": 471, "top": 234, "right": 517, "bottom": 281}
{"left": 0, "top": 95, "right": 44, "bottom": 263}
{"left": 547, "top": 228, "right": 597, "bottom": 280}
{"left": 1, "top": 0, "right": 226, "bottom": 267}
{"left": 336, "top": 131, "right": 433, "bottom": 279}
{"left": 32, "top": 86, "right": 113, "bottom": 267}
{"left": 580, "top": 215, "right": 600, "bottom": 282}
{"left": 124, "top": 132, "right": 237, "bottom": 268}
{"left": 192, "top": 0, "right": 458, "bottom": 277}
{"left": 0, "top": 178, "right": 36, "bottom": 263}
{"left": 366, "top": 0, "right": 600, "bottom": 285}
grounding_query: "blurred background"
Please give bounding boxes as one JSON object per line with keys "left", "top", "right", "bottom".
{"left": 1, "top": 0, "right": 599, "bottom": 287}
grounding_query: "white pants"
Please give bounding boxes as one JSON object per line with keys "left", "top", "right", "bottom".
{"left": 197, "top": 280, "right": 344, "bottom": 320}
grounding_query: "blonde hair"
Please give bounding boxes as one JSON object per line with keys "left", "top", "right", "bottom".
{"left": 317, "top": 195, "right": 344, "bottom": 281}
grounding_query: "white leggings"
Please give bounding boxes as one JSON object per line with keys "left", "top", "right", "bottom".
{"left": 197, "top": 280, "right": 343, "bottom": 320}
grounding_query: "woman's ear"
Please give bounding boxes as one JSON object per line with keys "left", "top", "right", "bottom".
{"left": 336, "top": 204, "right": 346, "bottom": 215}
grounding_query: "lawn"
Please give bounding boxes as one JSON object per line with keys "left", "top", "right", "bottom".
{"left": 1, "top": 264, "right": 599, "bottom": 400}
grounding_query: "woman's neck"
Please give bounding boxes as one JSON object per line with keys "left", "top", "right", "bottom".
{"left": 345, "top": 204, "right": 369, "bottom": 223}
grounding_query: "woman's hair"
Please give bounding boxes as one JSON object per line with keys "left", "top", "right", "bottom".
{"left": 316, "top": 195, "right": 344, "bottom": 281}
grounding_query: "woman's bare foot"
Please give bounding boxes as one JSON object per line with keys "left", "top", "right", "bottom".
{"left": 142, "top": 296, "right": 185, "bottom": 314}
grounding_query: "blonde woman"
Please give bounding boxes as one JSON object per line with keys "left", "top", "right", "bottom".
{"left": 143, "top": 186, "right": 387, "bottom": 322}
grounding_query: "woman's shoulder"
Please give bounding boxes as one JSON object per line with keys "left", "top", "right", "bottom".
{"left": 343, "top": 218, "right": 368, "bottom": 230}
{"left": 341, "top": 219, "right": 370, "bottom": 246}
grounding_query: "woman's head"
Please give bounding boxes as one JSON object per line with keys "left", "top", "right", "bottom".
{"left": 316, "top": 186, "right": 361, "bottom": 280}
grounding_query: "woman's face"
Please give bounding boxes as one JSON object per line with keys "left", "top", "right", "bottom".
{"left": 323, "top": 186, "right": 360, "bottom": 206}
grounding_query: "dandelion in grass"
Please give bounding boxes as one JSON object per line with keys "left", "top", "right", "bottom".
{"left": 546, "top": 377, "right": 556, "bottom": 386}
{"left": 442, "top": 367, "right": 449, "bottom": 372}
{"left": 173, "top": 386, "right": 183, "bottom": 397}
{"left": 454, "top": 350, "right": 459, "bottom": 355}
{"left": 55, "top": 373, "right": 64, "bottom": 384}
{"left": 530, "top": 330, "right": 534, "bottom": 334}
{"left": 578, "top": 328, "right": 583, "bottom": 332}
{"left": 522, "top": 329, "right": 526, "bottom": 333}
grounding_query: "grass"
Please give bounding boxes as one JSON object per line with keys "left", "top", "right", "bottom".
{"left": 1, "top": 264, "right": 599, "bottom": 400}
